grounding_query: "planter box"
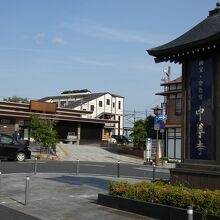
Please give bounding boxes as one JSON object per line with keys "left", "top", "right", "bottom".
{"left": 98, "top": 194, "right": 220, "bottom": 220}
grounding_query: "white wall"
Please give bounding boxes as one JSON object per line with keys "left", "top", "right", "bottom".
{"left": 46, "top": 93, "right": 124, "bottom": 135}
{"left": 79, "top": 94, "right": 124, "bottom": 135}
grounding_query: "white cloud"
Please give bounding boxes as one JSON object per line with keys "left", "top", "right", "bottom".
{"left": 53, "top": 37, "right": 65, "bottom": 44}
{"left": 0, "top": 47, "right": 43, "bottom": 53}
{"left": 72, "top": 56, "right": 114, "bottom": 67}
{"left": 20, "top": 33, "right": 45, "bottom": 45}
{"left": 60, "top": 19, "right": 159, "bottom": 45}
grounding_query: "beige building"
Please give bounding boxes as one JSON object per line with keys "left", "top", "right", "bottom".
{"left": 40, "top": 89, "right": 124, "bottom": 136}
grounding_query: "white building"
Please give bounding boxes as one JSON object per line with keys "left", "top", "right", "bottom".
{"left": 40, "top": 89, "right": 124, "bottom": 137}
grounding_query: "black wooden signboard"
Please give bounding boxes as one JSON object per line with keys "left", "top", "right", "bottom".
{"left": 189, "top": 57, "right": 214, "bottom": 160}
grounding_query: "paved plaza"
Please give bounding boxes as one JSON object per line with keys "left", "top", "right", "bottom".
{"left": 56, "top": 144, "right": 146, "bottom": 164}
{"left": 0, "top": 173, "right": 156, "bottom": 220}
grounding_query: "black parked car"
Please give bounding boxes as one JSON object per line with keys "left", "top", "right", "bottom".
{"left": 0, "top": 133, "right": 31, "bottom": 162}
{"left": 111, "top": 135, "right": 132, "bottom": 144}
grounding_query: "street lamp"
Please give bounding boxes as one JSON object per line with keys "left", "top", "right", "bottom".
{"left": 152, "top": 105, "right": 162, "bottom": 166}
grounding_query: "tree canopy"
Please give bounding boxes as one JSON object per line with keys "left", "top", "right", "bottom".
{"left": 4, "top": 96, "right": 30, "bottom": 103}
{"left": 130, "top": 115, "right": 157, "bottom": 148}
{"left": 31, "top": 115, "right": 58, "bottom": 149}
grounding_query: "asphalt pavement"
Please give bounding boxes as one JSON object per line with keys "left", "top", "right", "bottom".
{"left": 0, "top": 144, "right": 175, "bottom": 219}
{"left": 0, "top": 173, "right": 157, "bottom": 220}
{"left": 1, "top": 143, "right": 175, "bottom": 220}
{"left": 30, "top": 143, "right": 175, "bottom": 169}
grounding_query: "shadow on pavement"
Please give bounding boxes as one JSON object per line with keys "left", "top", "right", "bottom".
{"left": 0, "top": 204, "right": 40, "bottom": 220}
{"left": 45, "top": 175, "right": 111, "bottom": 190}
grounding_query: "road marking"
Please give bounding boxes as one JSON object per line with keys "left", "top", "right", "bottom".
{"left": 80, "top": 164, "right": 105, "bottom": 167}
{"left": 16, "top": 161, "right": 46, "bottom": 164}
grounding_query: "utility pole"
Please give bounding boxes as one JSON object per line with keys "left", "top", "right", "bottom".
{"left": 145, "top": 109, "right": 148, "bottom": 119}
{"left": 161, "top": 66, "right": 171, "bottom": 162}
{"left": 134, "top": 109, "right": 136, "bottom": 125}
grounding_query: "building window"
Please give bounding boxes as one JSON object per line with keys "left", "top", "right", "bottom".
{"left": 68, "top": 101, "right": 75, "bottom": 106}
{"left": 177, "top": 84, "right": 182, "bottom": 90}
{"left": 175, "top": 98, "right": 182, "bottom": 115}
{"left": 169, "top": 94, "right": 176, "bottom": 99}
{"left": 106, "top": 99, "right": 110, "bottom": 105}
{"left": 90, "top": 105, "right": 94, "bottom": 111}
{"left": 118, "top": 101, "right": 121, "bottom": 109}
{"left": 113, "top": 102, "right": 115, "bottom": 108}
{"left": 60, "top": 101, "right": 66, "bottom": 107}
{"left": 167, "top": 128, "right": 181, "bottom": 159}
{"left": 99, "top": 101, "right": 103, "bottom": 107}
{"left": 169, "top": 85, "right": 177, "bottom": 91}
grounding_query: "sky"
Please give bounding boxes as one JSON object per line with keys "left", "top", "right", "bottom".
{"left": 0, "top": 0, "right": 217, "bottom": 113}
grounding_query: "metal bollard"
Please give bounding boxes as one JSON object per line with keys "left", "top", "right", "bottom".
{"left": 76, "top": 159, "right": 79, "bottom": 175}
{"left": 34, "top": 158, "right": 37, "bottom": 175}
{"left": 153, "top": 163, "right": 156, "bottom": 181}
{"left": 117, "top": 161, "right": 120, "bottom": 178}
{"left": 187, "top": 206, "right": 193, "bottom": 220}
{"left": 0, "top": 171, "right": 1, "bottom": 189}
{"left": 25, "top": 176, "right": 30, "bottom": 206}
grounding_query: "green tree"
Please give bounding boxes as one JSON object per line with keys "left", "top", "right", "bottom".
{"left": 31, "top": 115, "right": 58, "bottom": 157}
{"left": 4, "top": 96, "right": 30, "bottom": 103}
{"left": 145, "top": 115, "right": 157, "bottom": 139}
{"left": 130, "top": 115, "right": 157, "bottom": 148}
{"left": 130, "top": 119, "right": 147, "bottom": 147}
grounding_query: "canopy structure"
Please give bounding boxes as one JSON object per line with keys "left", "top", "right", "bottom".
{"left": 147, "top": 4, "right": 220, "bottom": 63}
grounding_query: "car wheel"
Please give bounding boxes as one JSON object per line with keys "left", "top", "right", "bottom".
{"left": 16, "top": 152, "right": 26, "bottom": 162}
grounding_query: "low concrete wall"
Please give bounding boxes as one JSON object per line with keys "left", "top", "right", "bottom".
{"left": 118, "top": 148, "right": 145, "bottom": 159}
{"left": 79, "top": 139, "right": 102, "bottom": 146}
{"left": 99, "top": 143, "right": 145, "bottom": 159}
{"left": 98, "top": 194, "right": 220, "bottom": 220}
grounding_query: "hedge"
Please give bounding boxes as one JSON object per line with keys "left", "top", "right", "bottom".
{"left": 109, "top": 181, "right": 220, "bottom": 217}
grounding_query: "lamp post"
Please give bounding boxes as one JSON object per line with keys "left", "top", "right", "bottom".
{"left": 152, "top": 105, "right": 162, "bottom": 166}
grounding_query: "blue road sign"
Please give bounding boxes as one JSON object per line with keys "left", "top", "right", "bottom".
{"left": 157, "top": 115, "right": 167, "bottom": 121}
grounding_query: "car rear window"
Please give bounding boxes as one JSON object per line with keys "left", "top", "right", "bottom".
{"left": 0, "top": 135, "right": 13, "bottom": 144}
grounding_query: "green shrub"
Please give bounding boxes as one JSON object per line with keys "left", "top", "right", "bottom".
{"left": 109, "top": 181, "right": 220, "bottom": 217}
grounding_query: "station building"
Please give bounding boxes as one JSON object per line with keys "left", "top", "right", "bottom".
{"left": 40, "top": 89, "right": 124, "bottom": 137}
{"left": 0, "top": 100, "right": 118, "bottom": 144}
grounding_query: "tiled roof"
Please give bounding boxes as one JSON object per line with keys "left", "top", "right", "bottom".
{"left": 161, "top": 76, "right": 182, "bottom": 86}
{"left": 0, "top": 101, "right": 118, "bottom": 124}
{"left": 39, "top": 96, "right": 61, "bottom": 101}
{"left": 65, "top": 93, "right": 106, "bottom": 108}
{"left": 156, "top": 90, "right": 182, "bottom": 96}
{"left": 40, "top": 92, "right": 124, "bottom": 109}
{"left": 147, "top": 7, "right": 220, "bottom": 63}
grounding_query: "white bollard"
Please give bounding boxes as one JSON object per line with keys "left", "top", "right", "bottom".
{"left": 117, "top": 161, "right": 120, "bottom": 178}
{"left": 187, "top": 206, "right": 193, "bottom": 220}
{"left": 153, "top": 163, "right": 156, "bottom": 181}
{"left": 76, "top": 159, "right": 79, "bottom": 175}
{"left": 34, "top": 158, "right": 37, "bottom": 174}
{"left": 25, "top": 176, "right": 30, "bottom": 206}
